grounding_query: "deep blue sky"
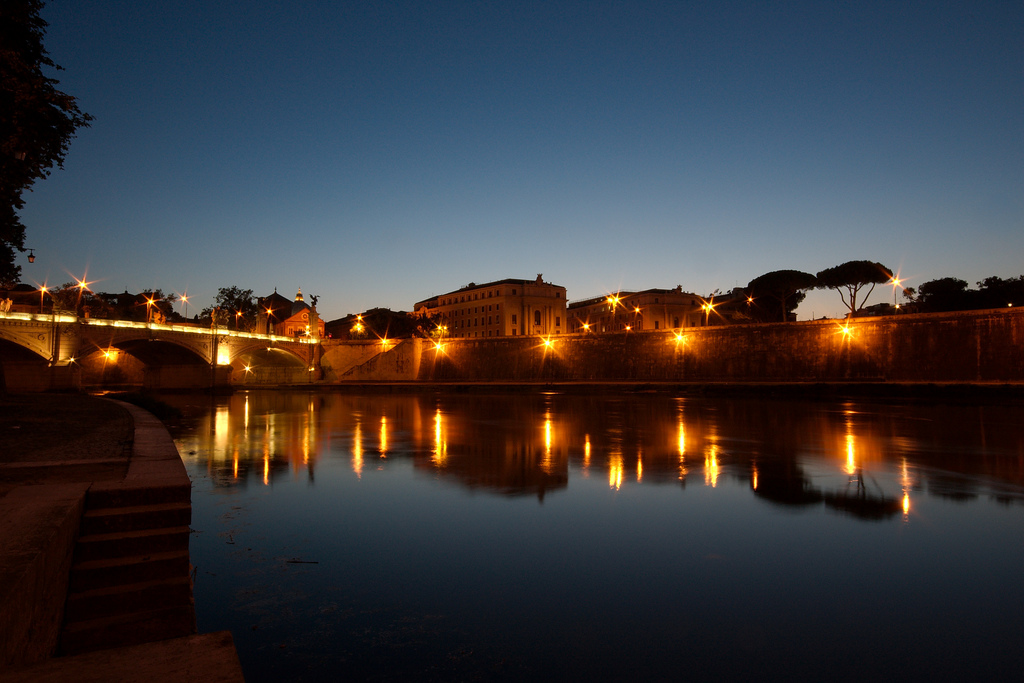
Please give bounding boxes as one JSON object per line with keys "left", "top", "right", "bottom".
{"left": 18, "top": 0, "right": 1023, "bottom": 320}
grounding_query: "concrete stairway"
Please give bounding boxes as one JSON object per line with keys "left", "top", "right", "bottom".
{"left": 59, "top": 480, "right": 196, "bottom": 656}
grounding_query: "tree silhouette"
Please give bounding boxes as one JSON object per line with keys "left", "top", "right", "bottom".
{"left": 815, "top": 260, "right": 893, "bottom": 318}
{"left": 747, "top": 270, "right": 818, "bottom": 322}
{"left": 916, "top": 277, "right": 970, "bottom": 312}
{"left": 1, "top": 1, "right": 93, "bottom": 286}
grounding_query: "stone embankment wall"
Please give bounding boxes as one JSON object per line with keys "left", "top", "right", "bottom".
{"left": 409, "top": 308, "right": 1024, "bottom": 383}
{"left": 320, "top": 338, "right": 423, "bottom": 382}
{"left": 4, "top": 309, "right": 1021, "bottom": 390}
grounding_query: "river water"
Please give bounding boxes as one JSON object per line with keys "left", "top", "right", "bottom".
{"left": 164, "top": 389, "right": 1024, "bottom": 682}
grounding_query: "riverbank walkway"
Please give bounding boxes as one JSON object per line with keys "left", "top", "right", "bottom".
{"left": 0, "top": 393, "right": 244, "bottom": 682}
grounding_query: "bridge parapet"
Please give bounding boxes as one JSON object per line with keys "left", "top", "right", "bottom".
{"left": 1, "top": 314, "right": 314, "bottom": 366}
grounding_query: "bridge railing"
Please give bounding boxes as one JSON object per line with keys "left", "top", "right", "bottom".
{"left": 0, "top": 311, "right": 79, "bottom": 324}
{"left": 81, "top": 318, "right": 316, "bottom": 343}
{"left": 0, "top": 311, "right": 313, "bottom": 344}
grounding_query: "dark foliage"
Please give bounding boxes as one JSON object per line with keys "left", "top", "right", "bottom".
{"left": 1, "top": 1, "right": 93, "bottom": 285}
{"left": 916, "top": 275, "right": 1024, "bottom": 312}
{"left": 815, "top": 260, "right": 893, "bottom": 317}
{"left": 746, "top": 270, "right": 817, "bottom": 322}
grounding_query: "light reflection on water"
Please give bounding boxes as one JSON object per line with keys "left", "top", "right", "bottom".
{"left": 166, "top": 390, "right": 1024, "bottom": 682}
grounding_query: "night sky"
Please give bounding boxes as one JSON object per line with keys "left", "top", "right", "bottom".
{"left": 17, "top": 0, "right": 1023, "bottom": 321}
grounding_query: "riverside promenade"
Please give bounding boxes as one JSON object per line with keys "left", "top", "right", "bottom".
{"left": 0, "top": 393, "right": 243, "bottom": 682}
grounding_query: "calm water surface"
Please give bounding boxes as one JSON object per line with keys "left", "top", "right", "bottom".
{"left": 164, "top": 390, "right": 1024, "bottom": 682}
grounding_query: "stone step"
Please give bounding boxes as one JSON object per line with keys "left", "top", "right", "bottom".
{"left": 80, "top": 501, "right": 191, "bottom": 536}
{"left": 86, "top": 480, "right": 191, "bottom": 510}
{"left": 73, "top": 525, "right": 190, "bottom": 563}
{"left": 3, "top": 632, "right": 244, "bottom": 683}
{"left": 63, "top": 576, "right": 193, "bottom": 623}
{"left": 58, "top": 605, "right": 197, "bottom": 657}
{"left": 68, "top": 550, "right": 190, "bottom": 593}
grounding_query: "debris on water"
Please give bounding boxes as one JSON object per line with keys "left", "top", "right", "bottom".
{"left": 286, "top": 558, "right": 319, "bottom": 564}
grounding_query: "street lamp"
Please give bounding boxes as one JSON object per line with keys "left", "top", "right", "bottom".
{"left": 73, "top": 275, "right": 92, "bottom": 316}
{"left": 26, "top": 249, "right": 35, "bottom": 263}
{"left": 890, "top": 276, "right": 903, "bottom": 312}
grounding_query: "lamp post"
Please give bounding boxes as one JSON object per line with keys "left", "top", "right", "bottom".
{"left": 891, "top": 277, "right": 902, "bottom": 312}
{"left": 74, "top": 275, "right": 91, "bottom": 318}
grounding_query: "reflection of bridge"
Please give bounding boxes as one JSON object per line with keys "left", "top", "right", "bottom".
{"left": 0, "top": 312, "right": 317, "bottom": 390}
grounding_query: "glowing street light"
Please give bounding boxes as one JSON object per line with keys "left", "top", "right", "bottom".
{"left": 890, "top": 275, "right": 903, "bottom": 310}
{"left": 701, "top": 299, "right": 716, "bottom": 326}
{"left": 179, "top": 292, "right": 189, "bottom": 319}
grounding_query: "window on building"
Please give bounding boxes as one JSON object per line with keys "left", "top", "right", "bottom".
{"left": 512, "top": 314, "right": 517, "bottom": 324}
{"left": 655, "top": 321, "right": 660, "bottom": 329}
{"left": 673, "top": 317, "right": 680, "bottom": 327}
{"left": 534, "top": 310, "right": 541, "bottom": 325}
{"left": 512, "top": 289, "right": 516, "bottom": 295}
{"left": 556, "top": 316, "right": 560, "bottom": 326}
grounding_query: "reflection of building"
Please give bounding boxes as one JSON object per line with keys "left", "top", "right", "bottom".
{"left": 568, "top": 286, "right": 704, "bottom": 333}
{"left": 413, "top": 275, "right": 567, "bottom": 338}
{"left": 257, "top": 288, "right": 324, "bottom": 337}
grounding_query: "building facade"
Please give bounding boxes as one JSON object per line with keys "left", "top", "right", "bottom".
{"left": 258, "top": 288, "right": 324, "bottom": 338}
{"left": 414, "top": 275, "right": 567, "bottom": 338}
{"left": 567, "top": 287, "right": 705, "bottom": 333}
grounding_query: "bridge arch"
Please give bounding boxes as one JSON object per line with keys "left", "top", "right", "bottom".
{"left": 79, "top": 338, "right": 212, "bottom": 390}
{"left": 81, "top": 328, "right": 214, "bottom": 364}
{"left": 222, "top": 339, "right": 310, "bottom": 366}
{"left": 0, "top": 324, "right": 52, "bottom": 361}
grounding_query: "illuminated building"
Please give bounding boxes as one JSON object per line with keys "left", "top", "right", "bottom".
{"left": 257, "top": 288, "right": 325, "bottom": 337}
{"left": 413, "top": 274, "right": 567, "bottom": 338}
{"left": 568, "top": 286, "right": 704, "bottom": 333}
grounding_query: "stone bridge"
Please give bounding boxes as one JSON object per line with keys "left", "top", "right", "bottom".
{"left": 0, "top": 312, "right": 319, "bottom": 391}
